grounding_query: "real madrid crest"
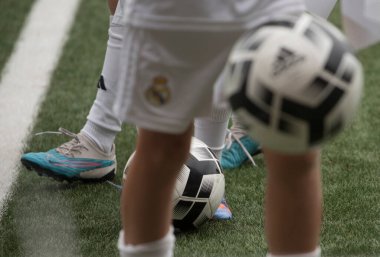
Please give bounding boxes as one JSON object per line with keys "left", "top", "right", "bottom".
{"left": 145, "top": 75, "right": 171, "bottom": 106}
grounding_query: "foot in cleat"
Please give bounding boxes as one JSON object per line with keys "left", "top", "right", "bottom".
{"left": 21, "top": 128, "right": 116, "bottom": 183}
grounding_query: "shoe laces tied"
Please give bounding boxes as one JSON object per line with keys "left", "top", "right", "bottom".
{"left": 34, "top": 128, "right": 88, "bottom": 157}
{"left": 225, "top": 127, "right": 257, "bottom": 167}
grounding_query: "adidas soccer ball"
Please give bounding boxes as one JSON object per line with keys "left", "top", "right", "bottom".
{"left": 124, "top": 137, "right": 225, "bottom": 230}
{"left": 223, "top": 13, "right": 363, "bottom": 153}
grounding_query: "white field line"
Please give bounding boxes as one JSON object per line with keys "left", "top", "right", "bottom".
{"left": 0, "top": 0, "right": 82, "bottom": 218}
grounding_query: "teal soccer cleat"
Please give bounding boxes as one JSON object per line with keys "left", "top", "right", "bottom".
{"left": 21, "top": 128, "right": 116, "bottom": 182}
{"left": 221, "top": 129, "right": 261, "bottom": 170}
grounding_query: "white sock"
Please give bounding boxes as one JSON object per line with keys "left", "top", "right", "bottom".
{"left": 194, "top": 106, "right": 231, "bottom": 159}
{"left": 83, "top": 16, "right": 124, "bottom": 152}
{"left": 267, "top": 247, "right": 321, "bottom": 257}
{"left": 118, "top": 227, "right": 175, "bottom": 257}
{"left": 82, "top": 120, "right": 117, "bottom": 153}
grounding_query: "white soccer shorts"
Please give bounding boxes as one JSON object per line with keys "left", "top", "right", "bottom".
{"left": 113, "top": 0, "right": 305, "bottom": 134}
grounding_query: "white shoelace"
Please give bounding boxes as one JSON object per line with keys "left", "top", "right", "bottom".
{"left": 34, "top": 127, "right": 88, "bottom": 157}
{"left": 106, "top": 180, "right": 123, "bottom": 190}
{"left": 225, "top": 127, "right": 257, "bottom": 167}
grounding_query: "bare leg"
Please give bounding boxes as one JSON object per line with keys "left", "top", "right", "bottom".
{"left": 264, "top": 149, "right": 322, "bottom": 254}
{"left": 108, "top": 0, "right": 118, "bottom": 15}
{"left": 121, "top": 126, "right": 193, "bottom": 244}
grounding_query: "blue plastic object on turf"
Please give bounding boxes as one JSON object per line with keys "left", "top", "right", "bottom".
{"left": 213, "top": 197, "right": 232, "bottom": 220}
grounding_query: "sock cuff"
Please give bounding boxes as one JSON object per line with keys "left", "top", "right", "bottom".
{"left": 82, "top": 120, "right": 117, "bottom": 153}
{"left": 267, "top": 247, "right": 321, "bottom": 257}
{"left": 118, "top": 227, "right": 175, "bottom": 256}
{"left": 208, "top": 144, "right": 225, "bottom": 152}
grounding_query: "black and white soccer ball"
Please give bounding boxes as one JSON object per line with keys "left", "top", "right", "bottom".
{"left": 124, "top": 137, "right": 225, "bottom": 230}
{"left": 223, "top": 13, "right": 363, "bottom": 153}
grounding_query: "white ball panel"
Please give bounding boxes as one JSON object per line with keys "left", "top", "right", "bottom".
{"left": 174, "top": 165, "right": 190, "bottom": 197}
{"left": 207, "top": 174, "right": 225, "bottom": 216}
